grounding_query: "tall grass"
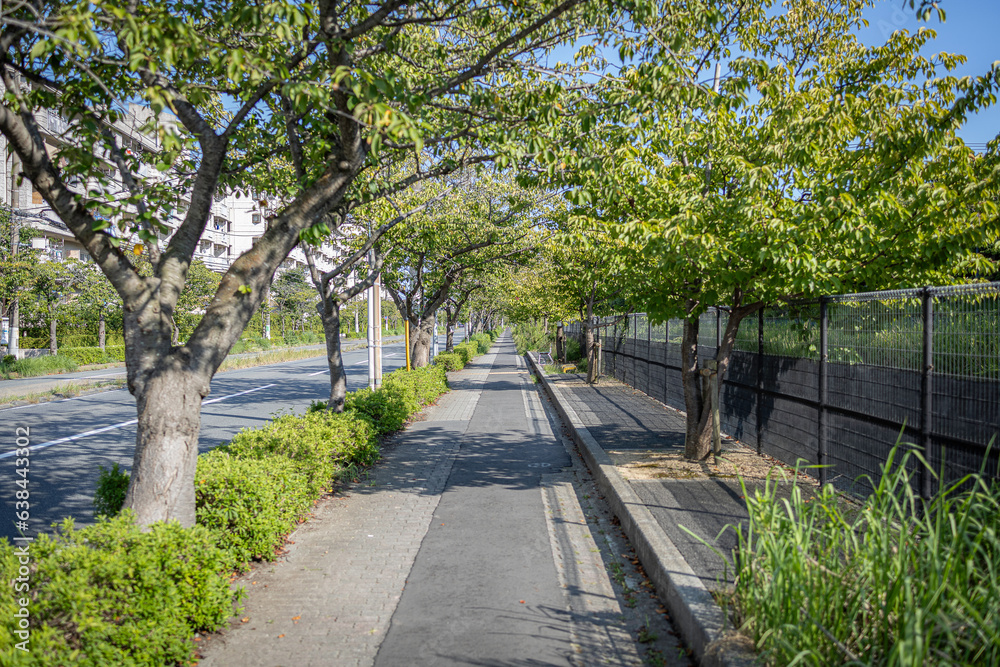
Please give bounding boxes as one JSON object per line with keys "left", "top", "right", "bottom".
{"left": 513, "top": 321, "right": 553, "bottom": 356}
{"left": 733, "top": 443, "right": 1000, "bottom": 665}
{"left": 0, "top": 353, "right": 79, "bottom": 379}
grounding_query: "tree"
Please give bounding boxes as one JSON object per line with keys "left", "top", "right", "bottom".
{"left": 381, "top": 169, "right": 551, "bottom": 366}
{"left": 0, "top": 207, "right": 37, "bottom": 352}
{"left": 29, "top": 260, "right": 90, "bottom": 354}
{"left": 443, "top": 272, "right": 485, "bottom": 352}
{"left": 75, "top": 262, "right": 121, "bottom": 350}
{"left": 0, "top": 0, "right": 647, "bottom": 525}
{"left": 547, "top": 232, "right": 638, "bottom": 382}
{"left": 269, "top": 269, "right": 314, "bottom": 337}
{"left": 550, "top": 0, "right": 1000, "bottom": 458}
{"left": 305, "top": 181, "right": 448, "bottom": 411}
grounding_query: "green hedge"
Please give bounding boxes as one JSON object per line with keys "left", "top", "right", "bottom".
{"left": 6, "top": 363, "right": 452, "bottom": 664}
{"left": 219, "top": 410, "right": 378, "bottom": 498}
{"left": 433, "top": 352, "right": 464, "bottom": 371}
{"left": 384, "top": 365, "right": 448, "bottom": 407}
{"left": 195, "top": 451, "right": 315, "bottom": 570}
{"left": 59, "top": 346, "right": 126, "bottom": 365}
{"left": 0, "top": 514, "right": 236, "bottom": 666}
{"left": 453, "top": 342, "right": 475, "bottom": 366}
{"left": 470, "top": 333, "right": 494, "bottom": 354}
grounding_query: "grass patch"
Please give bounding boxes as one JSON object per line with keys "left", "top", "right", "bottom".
{"left": 0, "top": 379, "right": 127, "bottom": 407}
{"left": 733, "top": 441, "right": 1000, "bottom": 665}
{"left": 0, "top": 354, "right": 78, "bottom": 379}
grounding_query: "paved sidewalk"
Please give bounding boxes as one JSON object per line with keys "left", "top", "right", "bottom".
{"left": 198, "top": 335, "right": 681, "bottom": 667}
{"left": 549, "top": 377, "right": 750, "bottom": 591}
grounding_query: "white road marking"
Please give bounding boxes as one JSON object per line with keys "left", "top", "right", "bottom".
{"left": 0, "top": 383, "right": 277, "bottom": 458}
{"left": 308, "top": 369, "right": 330, "bottom": 376}
{"left": 203, "top": 383, "right": 277, "bottom": 405}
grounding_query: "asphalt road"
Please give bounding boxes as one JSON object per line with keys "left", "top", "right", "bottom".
{"left": 0, "top": 335, "right": 456, "bottom": 542}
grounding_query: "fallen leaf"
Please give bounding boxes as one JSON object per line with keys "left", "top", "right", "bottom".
{"left": 241, "top": 617, "right": 250, "bottom": 623}
{"left": 277, "top": 634, "right": 285, "bottom": 638}
{"left": 519, "top": 600, "right": 525, "bottom": 604}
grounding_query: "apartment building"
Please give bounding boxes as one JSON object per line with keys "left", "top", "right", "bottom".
{"left": 2, "top": 100, "right": 341, "bottom": 278}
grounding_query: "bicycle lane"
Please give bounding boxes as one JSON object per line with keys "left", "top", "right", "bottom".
{"left": 374, "top": 335, "right": 640, "bottom": 666}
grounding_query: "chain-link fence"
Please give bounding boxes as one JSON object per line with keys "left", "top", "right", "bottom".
{"left": 566, "top": 283, "right": 1000, "bottom": 499}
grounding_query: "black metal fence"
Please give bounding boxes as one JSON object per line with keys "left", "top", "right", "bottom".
{"left": 568, "top": 283, "right": 1000, "bottom": 498}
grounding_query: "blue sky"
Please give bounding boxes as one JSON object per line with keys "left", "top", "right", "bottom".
{"left": 859, "top": 1, "right": 999, "bottom": 147}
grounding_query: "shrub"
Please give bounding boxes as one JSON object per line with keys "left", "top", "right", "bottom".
{"left": 345, "top": 384, "right": 412, "bottom": 435}
{"left": 434, "top": 352, "right": 464, "bottom": 371}
{"left": 195, "top": 451, "right": 315, "bottom": 570}
{"left": 220, "top": 410, "right": 378, "bottom": 497}
{"left": 0, "top": 513, "right": 236, "bottom": 666}
{"left": 60, "top": 346, "right": 124, "bottom": 365}
{"left": 565, "top": 337, "right": 582, "bottom": 362}
{"left": 453, "top": 342, "right": 476, "bottom": 366}
{"left": 470, "top": 333, "right": 493, "bottom": 354}
{"left": 93, "top": 463, "right": 130, "bottom": 517}
{"left": 382, "top": 365, "right": 448, "bottom": 408}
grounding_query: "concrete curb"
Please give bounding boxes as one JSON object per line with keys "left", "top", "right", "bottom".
{"left": 527, "top": 353, "right": 756, "bottom": 667}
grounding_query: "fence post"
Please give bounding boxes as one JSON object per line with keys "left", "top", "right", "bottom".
{"left": 921, "top": 287, "right": 934, "bottom": 500}
{"left": 716, "top": 307, "right": 722, "bottom": 350}
{"left": 818, "top": 297, "right": 829, "bottom": 486}
{"left": 756, "top": 308, "right": 764, "bottom": 455}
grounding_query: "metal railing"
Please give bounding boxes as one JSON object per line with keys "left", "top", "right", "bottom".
{"left": 566, "top": 283, "right": 1000, "bottom": 498}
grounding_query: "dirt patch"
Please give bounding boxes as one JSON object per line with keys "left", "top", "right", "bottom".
{"left": 549, "top": 373, "right": 820, "bottom": 487}
{"left": 609, "top": 445, "right": 818, "bottom": 486}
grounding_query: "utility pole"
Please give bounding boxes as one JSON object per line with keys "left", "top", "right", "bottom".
{"left": 8, "top": 150, "right": 20, "bottom": 359}
{"left": 367, "top": 282, "right": 376, "bottom": 388}
{"left": 366, "top": 253, "right": 383, "bottom": 388}
{"left": 263, "top": 283, "right": 271, "bottom": 339}
{"left": 374, "top": 271, "right": 382, "bottom": 385}
{"left": 432, "top": 309, "right": 439, "bottom": 361}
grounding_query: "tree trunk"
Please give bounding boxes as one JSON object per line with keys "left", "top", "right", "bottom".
{"left": 99, "top": 311, "right": 106, "bottom": 351}
{"left": 124, "top": 362, "right": 207, "bottom": 527}
{"left": 49, "top": 313, "right": 57, "bottom": 355}
{"left": 681, "top": 298, "right": 762, "bottom": 460}
{"left": 410, "top": 318, "right": 434, "bottom": 367}
{"left": 556, "top": 323, "right": 565, "bottom": 363}
{"left": 446, "top": 305, "right": 459, "bottom": 352}
{"left": 680, "top": 311, "right": 709, "bottom": 459}
{"left": 585, "top": 323, "right": 599, "bottom": 383}
{"left": 319, "top": 300, "right": 348, "bottom": 412}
